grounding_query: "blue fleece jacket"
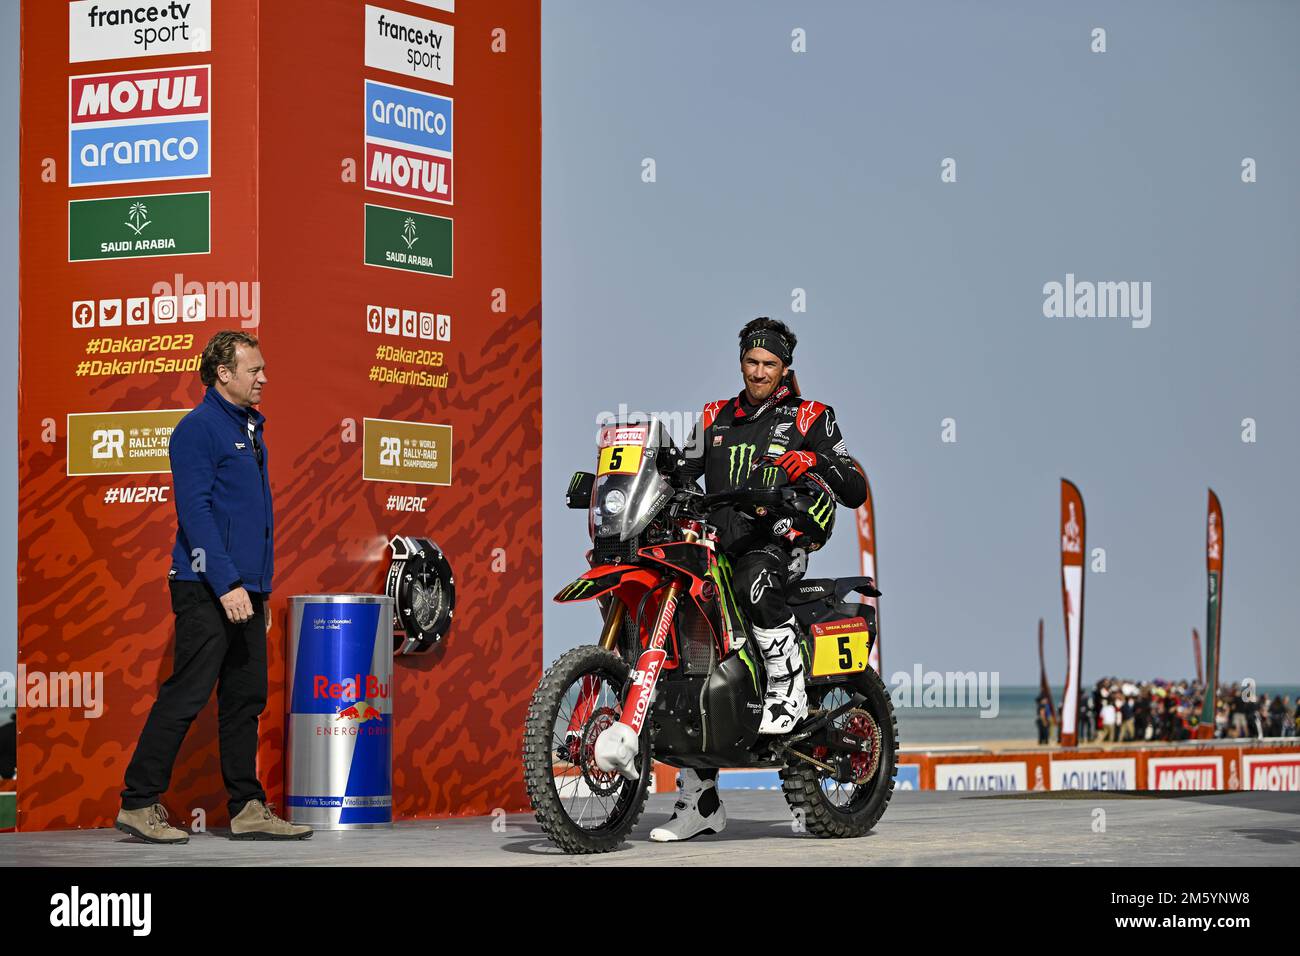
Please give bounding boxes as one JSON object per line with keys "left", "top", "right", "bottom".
{"left": 169, "top": 387, "right": 274, "bottom": 594}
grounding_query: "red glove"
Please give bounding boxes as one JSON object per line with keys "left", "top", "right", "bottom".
{"left": 774, "top": 450, "right": 817, "bottom": 482}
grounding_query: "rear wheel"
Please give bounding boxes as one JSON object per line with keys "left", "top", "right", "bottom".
{"left": 522, "top": 645, "right": 652, "bottom": 853}
{"left": 780, "top": 664, "right": 899, "bottom": 838}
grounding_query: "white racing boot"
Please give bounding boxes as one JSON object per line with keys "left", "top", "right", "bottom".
{"left": 593, "top": 722, "right": 641, "bottom": 780}
{"left": 649, "top": 769, "right": 727, "bottom": 842}
{"left": 754, "top": 616, "right": 808, "bottom": 734}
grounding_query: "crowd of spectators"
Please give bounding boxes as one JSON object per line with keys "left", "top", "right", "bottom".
{"left": 1034, "top": 679, "right": 1299, "bottom": 744}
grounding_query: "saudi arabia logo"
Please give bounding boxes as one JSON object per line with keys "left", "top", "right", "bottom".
{"left": 124, "top": 202, "right": 151, "bottom": 235}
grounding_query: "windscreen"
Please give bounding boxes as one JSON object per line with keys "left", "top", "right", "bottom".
{"left": 590, "top": 419, "right": 673, "bottom": 542}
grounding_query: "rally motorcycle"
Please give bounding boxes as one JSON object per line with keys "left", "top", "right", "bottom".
{"left": 523, "top": 417, "right": 898, "bottom": 854}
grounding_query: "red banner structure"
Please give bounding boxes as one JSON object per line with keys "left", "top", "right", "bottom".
{"left": 1196, "top": 490, "right": 1224, "bottom": 738}
{"left": 1058, "top": 479, "right": 1086, "bottom": 746}
{"left": 18, "top": 0, "right": 541, "bottom": 831}
{"left": 853, "top": 472, "right": 881, "bottom": 673}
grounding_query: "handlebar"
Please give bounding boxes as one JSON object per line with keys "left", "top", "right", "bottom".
{"left": 672, "top": 485, "right": 792, "bottom": 519}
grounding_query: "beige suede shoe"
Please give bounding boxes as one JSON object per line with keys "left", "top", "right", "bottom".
{"left": 115, "top": 804, "right": 190, "bottom": 844}
{"left": 229, "top": 799, "right": 313, "bottom": 841}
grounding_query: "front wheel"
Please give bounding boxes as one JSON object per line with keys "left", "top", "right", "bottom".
{"left": 780, "top": 664, "right": 899, "bottom": 838}
{"left": 522, "top": 645, "right": 652, "bottom": 853}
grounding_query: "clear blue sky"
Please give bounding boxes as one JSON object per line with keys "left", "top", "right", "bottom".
{"left": 4, "top": 2, "right": 1298, "bottom": 687}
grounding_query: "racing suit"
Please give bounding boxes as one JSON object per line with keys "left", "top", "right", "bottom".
{"left": 678, "top": 381, "right": 866, "bottom": 627}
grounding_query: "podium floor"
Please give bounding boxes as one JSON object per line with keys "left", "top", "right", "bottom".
{"left": 2, "top": 790, "right": 1296, "bottom": 867}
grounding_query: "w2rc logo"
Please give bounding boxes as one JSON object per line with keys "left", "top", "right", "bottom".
{"left": 69, "top": 65, "right": 211, "bottom": 187}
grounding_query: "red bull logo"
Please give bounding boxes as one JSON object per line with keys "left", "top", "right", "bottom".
{"left": 314, "top": 673, "right": 390, "bottom": 701}
{"left": 335, "top": 699, "right": 384, "bottom": 723}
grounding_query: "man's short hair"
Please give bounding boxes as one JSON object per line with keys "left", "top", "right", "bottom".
{"left": 200, "top": 331, "right": 260, "bottom": 387}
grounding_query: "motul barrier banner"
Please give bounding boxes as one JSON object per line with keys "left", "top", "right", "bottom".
{"left": 1058, "top": 479, "right": 1086, "bottom": 746}
{"left": 897, "top": 745, "right": 1299, "bottom": 791}
{"left": 1241, "top": 753, "right": 1300, "bottom": 791}
{"left": 19, "top": 0, "right": 540, "bottom": 832}
{"left": 1147, "top": 755, "right": 1223, "bottom": 790}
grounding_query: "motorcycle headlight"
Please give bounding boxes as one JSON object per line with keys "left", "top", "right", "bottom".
{"left": 603, "top": 488, "right": 626, "bottom": 516}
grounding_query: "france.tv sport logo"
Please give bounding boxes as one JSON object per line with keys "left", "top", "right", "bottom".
{"left": 70, "top": 65, "right": 211, "bottom": 187}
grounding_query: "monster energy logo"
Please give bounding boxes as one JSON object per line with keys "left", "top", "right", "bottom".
{"left": 713, "top": 554, "right": 747, "bottom": 633}
{"left": 728, "top": 442, "right": 758, "bottom": 484}
{"left": 569, "top": 472, "right": 583, "bottom": 491}
{"left": 737, "top": 644, "right": 760, "bottom": 694}
{"left": 808, "top": 493, "right": 833, "bottom": 530}
{"left": 560, "top": 579, "right": 596, "bottom": 600}
{"left": 757, "top": 465, "right": 781, "bottom": 487}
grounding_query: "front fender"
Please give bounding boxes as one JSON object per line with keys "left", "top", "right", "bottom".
{"left": 553, "top": 564, "right": 661, "bottom": 603}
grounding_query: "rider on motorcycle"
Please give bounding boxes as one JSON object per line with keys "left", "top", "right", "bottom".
{"left": 650, "top": 317, "right": 867, "bottom": 842}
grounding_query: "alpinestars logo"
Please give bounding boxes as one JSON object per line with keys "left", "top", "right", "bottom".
{"left": 728, "top": 442, "right": 757, "bottom": 484}
{"left": 750, "top": 569, "right": 776, "bottom": 604}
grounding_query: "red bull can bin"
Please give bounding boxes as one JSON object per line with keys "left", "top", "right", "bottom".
{"left": 286, "top": 594, "right": 395, "bottom": 830}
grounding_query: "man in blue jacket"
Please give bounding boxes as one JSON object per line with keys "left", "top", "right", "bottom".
{"left": 117, "top": 331, "right": 311, "bottom": 843}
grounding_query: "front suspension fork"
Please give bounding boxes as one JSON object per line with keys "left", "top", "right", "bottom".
{"left": 565, "top": 597, "right": 627, "bottom": 735}
{"left": 619, "top": 575, "right": 686, "bottom": 734}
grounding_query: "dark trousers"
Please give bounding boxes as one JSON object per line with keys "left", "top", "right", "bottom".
{"left": 697, "top": 544, "right": 796, "bottom": 786}
{"left": 121, "top": 579, "right": 268, "bottom": 818}
{"left": 730, "top": 543, "right": 795, "bottom": 630}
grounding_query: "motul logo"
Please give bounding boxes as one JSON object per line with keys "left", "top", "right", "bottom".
{"left": 1250, "top": 763, "right": 1300, "bottom": 790}
{"left": 71, "top": 66, "right": 209, "bottom": 123}
{"left": 1153, "top": 765, "right": 1216, "bottom": 789}
{"left": 365, "top": 142, "right": 452, "bottom": 204}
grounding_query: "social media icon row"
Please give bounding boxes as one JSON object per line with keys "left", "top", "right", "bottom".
{"left": 72, "top": 295, "right": 207, "bottom": 328}
{"left": 366, "top": 306, "right": 451, "bottom": 341}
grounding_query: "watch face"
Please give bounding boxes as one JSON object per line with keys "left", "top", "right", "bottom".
{"left": 410, "top": 569, "right": 445, "bottom": 632}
